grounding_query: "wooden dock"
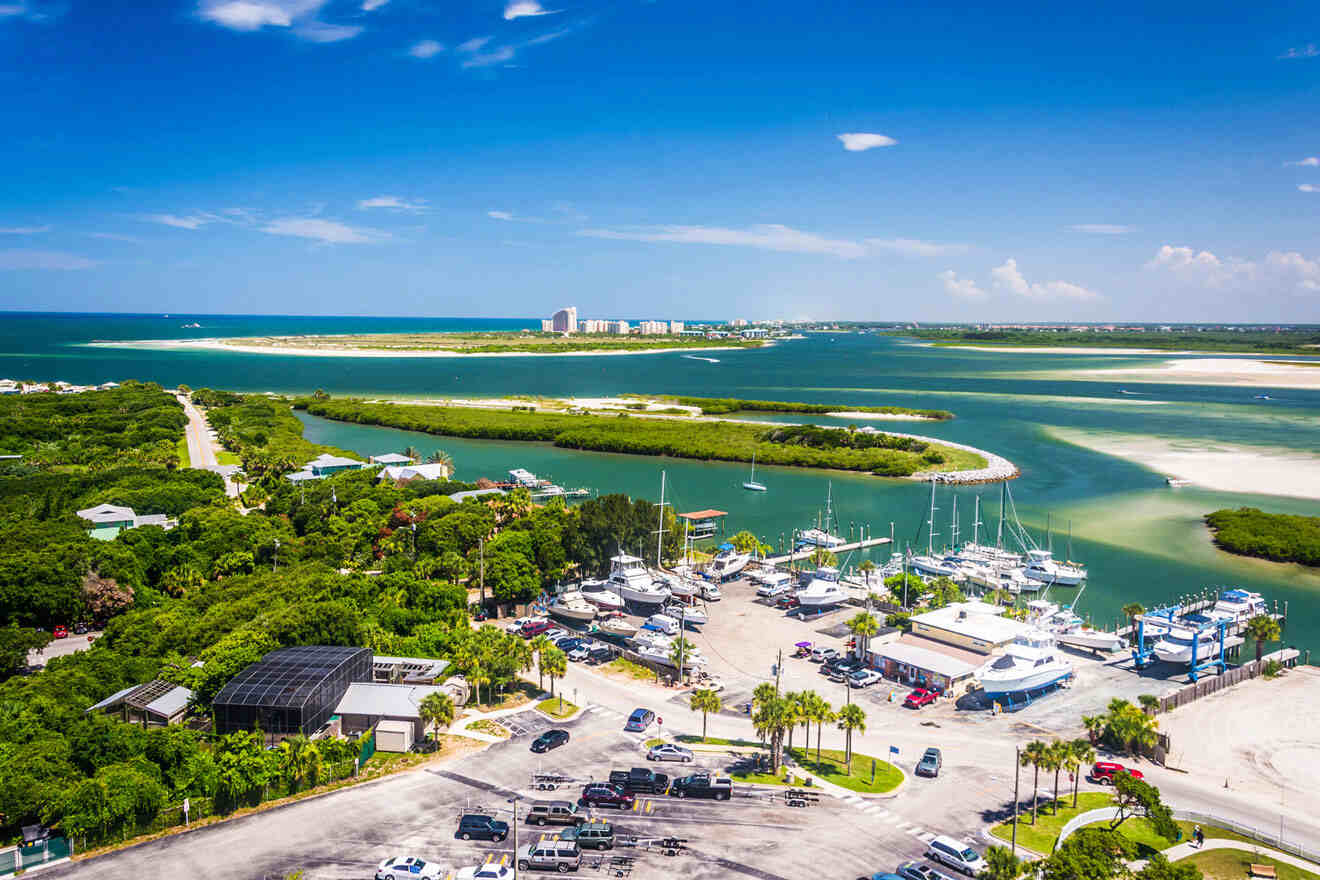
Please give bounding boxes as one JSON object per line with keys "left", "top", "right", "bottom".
{"left": 763, "top": 536, "right": 892, "bottom": 566}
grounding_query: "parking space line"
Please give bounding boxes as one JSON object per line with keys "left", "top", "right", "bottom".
{"left": 918, "top": 832, "right": 936, "bottom": 842}
{"left": 645, "top": 800, "right": 655, "bottom": 814}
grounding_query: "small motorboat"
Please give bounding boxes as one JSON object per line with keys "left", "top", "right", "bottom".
{"left": 596, "top": 615, "right": 638, "bottom": 639}
{"left": 664, "top": 603, "right": 707, "bottom": 626}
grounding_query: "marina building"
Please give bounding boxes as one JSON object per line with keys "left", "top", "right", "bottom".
{"left": 868, "top": 636, "right": 980, "bottom": 694}
{"left": 908, "top": 602, "right": 1036, "bottom": 655}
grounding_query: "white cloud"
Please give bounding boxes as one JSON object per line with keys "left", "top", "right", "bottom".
{"left": 408, "top": 39, "right": 443, "bottom": 58}
{"left": 938, "top": 269, "right": 985, "bottom": 300}
{"left": 487, "top": 211, "right": 515, "bottom": 221}
{"left": 1144, "top": 244, "right": 1320, "bottom": 292}
{"left": 462, "top": 45, "right": 515, "bottom": 67}
{"left": 837, "top": 133, "right": 898, "bottom": 152}
{"left": 580, "top": 223, "right": 867, "bottom": 258}
{"left": 140, "top": 213, "right": 216, "bottom": 230}
{"left": 359, "top": 195, "right": 427, "bottom": 212}
{"left": 90, "top": 232, "right": 142, "bottom": 243}
{"left": 0, "top": 249, "right": 97, "bottom": 270}
{"left": 458, "top": 36, "right": 492, "bottom": 52}
{"left": 1069, "top": 224, "right": 1133, "bottom": 235}
{"left": 361, "top": 0, "right": 387, "bottom": 8}
{"left": 991, "top": 258, "right": 1099, "bottom": 300}
{"left": 0, "top": 4, "right": 24, "bottom": 16}
{"left": 261, "top": 217, "right": 386, "bottom": 244}
{"left": 504, "top": 0, "right": 557, "bottom": 20}
{"left": 197, "top": 0, "right": 360, "bottom": 42}
{"left": 1299, "top": 184, "right": 1320, "bottom": 193}
{"left": 1279, "top": 44, "right": 1319, "bottom": 59}
{"left": 1285, "top": 157, "right": 1320, "bottom": 167}
{"left": 866, "top": 238, "right": 966, "bottom": 257}
{"left": 0, "top": 225, "right": 50, "bottom": 235}
{"left": 295, "top": 20, "right": 362, "bottom": 42}
{"left": 487, "top": 209, "right": 543, "bottom": 223}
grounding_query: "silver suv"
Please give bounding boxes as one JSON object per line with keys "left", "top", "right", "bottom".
{"left": 516, "top": 840, "right": 581, "bottom": 873}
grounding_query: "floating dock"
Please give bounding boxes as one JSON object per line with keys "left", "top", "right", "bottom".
{"left": 763, "top": 536, "right": 892, "bottom": 566}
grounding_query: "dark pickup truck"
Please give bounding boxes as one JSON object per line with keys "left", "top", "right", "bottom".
{"left": 668, "top": 773, "right": 733, "bottom": 800}
{"left": 608, "top": 767, "right": 670, "bottom": 794}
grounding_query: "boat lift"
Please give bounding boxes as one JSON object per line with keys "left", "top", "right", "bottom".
{"left": 1186, "top": 616, "right": 1232, "bottom": 681}
{"left": 1132, "top": 606, "right": 1231, "bottom": 680}
{"left": 1130, "top": 605, "right": 1180, "bottom": 669}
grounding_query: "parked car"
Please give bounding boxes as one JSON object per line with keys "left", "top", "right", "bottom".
{"left": 700, "top": 583, "right": 722, "bottom": 601}
{"left": 756, "top": 580, "right": 791, "bottom": 598}
{"left": 73, "top": 623, "right": 89, "bottom": 635}
{"left": 544, "top": 627, "right": 570, "bottom": 642}
{"left": 825, "top": 655, "right": 860, "bottom": 672}
{"left": 471, "top": 606, "right": 490, "bottom": 621}
{"left": 624, "top": 708, "right": 655, "bottom": 732}
{"left": 531, "top": 729, "right": 570, "bottom": 753}
{"left": 904, "top": 688, "right": 939, "bottom": 709}
{"left": 925, "top": 836, "right": 983, "bottom": 876}
{"left": 646, "top": 743, "right": 694, "bottom": 763}
{"left": 457, "top": 814, "right": 509, "bottom": 842}
{"left": 516, "top": 840, "right": 581, "bottom": 874}
{"left": 559, "top": 821, "right": 614, "bottom": 850}
{"left": 810, "top": 646, "right": 840, "bottom": 663}
{"left": 455, "top": 864, "right": 511, "bottom": 880}
{"left": 1090, "top": 762, "right": 1144, "bottom": 784}
{"left": 586, "top": 646, "right": 613, "bottom": 665}
{"left": 507, "top": 616, "right": 538, "bottom": 634}
{"left": 608, "top": 767, "right": 670, "bottom": 794}
{"left": 916, "top": 747, "right": 942, "bottom": 778}
{"left": 521, "top": 619, "right": 553, "bottom": 638}
{"left": 897, "top": 861, "right": 956, "bottom": 880}
{"left": 567, "top": 645, "right": 591, "bottom": 662}
{"left": 579, "top": 783, "right": 635, "bottom": 809}
{"left": 52, "top": 626, "right": 68, "bottom": 639}
{"left": 376, "top": 856, "right": 442, "bottom": 880}
{"left": 526, "top": 800, "right": 586, "bottom": 826}
{"left": 668, "top": 773, "right": 732, "bottom": 800}
{"left": 849, "top": 669, "right": 884, "bottom": 688}
{"left": 555, "top": 636, "right": 582, "bottom": 650}
{"left": 775, "top": 594, "right": 801, "bottom": 610}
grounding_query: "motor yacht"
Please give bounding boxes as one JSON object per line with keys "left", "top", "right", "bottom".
{"left": 578, "top": 579, "right": 625, "bottom": 611}
{"left": 608, "top": 553, "right": 671, "bottom": 605}
{"left": 1053, "top": 615, "right": 1127, "bottom": 653}
{"left": 595, "top": 615, "right": 637, "bottom": 639}
{"left": 663, "top": 603, "right": 707, "bottom": 626}
{"left": 1212, "top": 589, "right": 1267, "bottom": 623}
{"left": 796, "top": 565, "right": 849, "bottom": 608}
{"left": 706, "top": 543, "right": 750, "bottom": 581}
{"left": 1023, "top": 549, "right": 1086, "bottom": 586}
{"left": 547, "top": 589, "right": 597, "bottom": 623}
{"left": 657, "top": 570, "right": 699, "bottom": 598}
{"left": 977, "top": 630, "right": 1074, "bottom": 698}
{"left": 1152, "top": 626, "right": 1223, "bottom": 665}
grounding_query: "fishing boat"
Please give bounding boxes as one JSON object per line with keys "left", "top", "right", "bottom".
{"left": 657, "top": 570, "right": 699, "bottom": 598}
{"left": 1023, "top": 549, "right": 1086, "bottom": 586}
{"left": 795, "top": 565, "right": 848, "bottom": 608}
{"left": 706, "top": 542, "right": 750, "bottom": 581}
{"left": 744, "top": 459, "right": 765, "bottom": 493}
{"left": 1053, "top": 616, "right": 1128, "bottom": 653}
{"left": 578, "top": 579, "right": 625, "bottom": 611}
{"left": 547, "top": 588, "right": 597, "bottom": 623}
{"left": 1152, "top": 626, "right": 1222, "bottom": 665}
{"left": 1211, "top": 588, "right": 1267, "bottom": 622}
{"left": 977, "top": 630, "right": 1074, "bottom": 698}
{"left": 608, "top": 553, "right": 670, "bottom": 605}
{"left": 664, "top": 602, "right": 708, "bottom": 626}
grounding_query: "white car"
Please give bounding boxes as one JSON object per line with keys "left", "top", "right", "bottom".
{"left": 810, "top": 646, "right": 839, "bottom": 663}
{"left": 701, "top": 583, "right": 722, "bottom": 601}
{"left": 926, "top": 836, "right": 984, "bottom": 876}
{"left": 647, "top": 743, "right": 695, "bottom": 763}
{"left": 848, "top": 669, "right": 884, "bottom": 688}
{"left": 544, "top": 627, "right": 570, "bottom": 642}
{"left": 505, "top": 616, "right": 538, "bottom": 634}
{"left": 456, "top": 864, "right": 513, "bottom": 880}
{"left": 376, "top": 856, "right": 442, "bottom": 880}
{"left": 756, "top": 581, "right": 790, "bottom": 598}
{"left": 567, "top": 645, "right": 591, "bottom": 662}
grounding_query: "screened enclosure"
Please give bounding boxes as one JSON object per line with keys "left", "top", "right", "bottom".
{"left": 213, "top": 645, "right": 372, "bottom": 739}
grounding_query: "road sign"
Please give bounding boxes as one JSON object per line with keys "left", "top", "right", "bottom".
{"left": 889, "top": 745, "right": 899, "bottom": 756}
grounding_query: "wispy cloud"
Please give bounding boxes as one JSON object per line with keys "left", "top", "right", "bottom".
{"left": 295, "top": 20, "right": 362, "bottom": 42}
{"left": 197, "top": 0, "right": 361, "bottom": 42}
{"left": 580, "top": 223, "right": 868, "bottom": 258}
{"left": 938, "top": 269, "right": 985, "bottom": 300}
{"left": 504, "top": 0, "right": 558, "bottom": 20}
{"left": 1069, "top": 224, "right": 1133, "bottom": 235}
{"left": 462, "top": 45, "right": 515, "bottom": 67}
{"left": 408, "top": 39, "right": 443, "bottom": 59}
{"left": 1300, "top": 184, "right": 1320, "bottom": 193}
{"left": 261, "top": 217, "right": 387, "bottom": 244}
{"left": 1285, "top": 157, "right": 1320, "bottom": 167}
{"left": 488, "top": 211, "right": 515, "bottom": 221}
{"left": 361, "top": 0, "right": 387, "bottom": 9}
{"left": 991, "top": 258, "right": 1099, "bottom": 300}
{"left": 457, "top": 35, "right": 492, "bottom": 53}
{"left": 455, "top": 24, "right": 577, "bottom": 69}
{"left": 0, "top": 224, "right": 50, "bottom": 235}
{"left": 358, "top": 195, "right": 427, "bottom": 212}
{"left": 837, "top": 133, "right": 898, "bottom": 152}
{"left": 139, "top": 213, "right": 217, "bottom": 230}
{"left": 487, "top": 209, "right": 543, "bottom": 223}
{"left": 90, "top": 232, "right": 143, "bottom": 243}
{"left": 867, "top": 238, "right": 967, "bottom": 257}
{"left": 0, "top": 1, "right": 65, "bottom": 22}
{"left": 1279, "top": 44, "right": 1318, "bottom": 59}
{"left": 0, "top": 249, "right": 97, "bottom": 270}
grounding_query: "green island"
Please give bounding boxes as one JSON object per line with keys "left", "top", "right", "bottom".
{"left": 658, "top": 395, "right": 952, "bottom": 419}
{"left": 215, "top": 331, "right": 763, "bottom": 355}
{"left": 1205, "top": 507, "right": 1320, "bottom": 567}
{"left": 300, "top": 397, "right": 984, "bottom": 476}
{"left": 885, "top": 327, "right": 1320, "bottom": 355}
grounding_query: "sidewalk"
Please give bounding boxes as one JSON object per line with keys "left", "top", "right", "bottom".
{"left": 1156, "top": 838, "right": 1320, "bottom": 873}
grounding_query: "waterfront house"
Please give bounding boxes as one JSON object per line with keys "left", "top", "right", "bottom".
{"left": 369, "top": 452, "right": 414, "bottom": 466}
{"left": 286, "top": 452, "right": 370, "bottom": 481}
{"left": 76, "top": 503, "right": 177, "bottom": 540}
{"left": 378, "top": 462, "right": 452, "bottom": 484}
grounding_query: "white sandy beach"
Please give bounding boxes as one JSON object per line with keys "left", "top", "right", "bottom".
{"left": 87, "top": 338, "right": 756, "bottom": 359}
{"left": 1046, "top": 426, "right": 1320, "bottom": 500}
{"left": 380, "top": 396, "right": 941, "bottom": 421}
{"left": 1072, "top": 357, "right": 1320, "bottom": 390}
{"left": 937, "top": 344, "right": 1309, "bottom": 357}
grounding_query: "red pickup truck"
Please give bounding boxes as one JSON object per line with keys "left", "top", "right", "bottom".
{"left": 904, "top": 688, "right": 939, "bottom": 709}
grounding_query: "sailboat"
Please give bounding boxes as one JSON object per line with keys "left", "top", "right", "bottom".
{"left": 743, "top": 454, "right": 767, "bottom": 492}
{"left": 797, "top": 482, "right": 844, "bottom": 547}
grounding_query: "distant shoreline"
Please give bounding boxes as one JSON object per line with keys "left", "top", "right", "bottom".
{"left": 930, "top": 344, "right": 1310, "bottom": 357}
{"left": 87, "top": 337, "right": 761, "bottom": 359}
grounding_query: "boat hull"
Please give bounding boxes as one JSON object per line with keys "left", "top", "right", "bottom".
{"left": 981, "top": 667, "right": 1073, "bottom": 698}
{"left": 1055, "top": 629, "right": 1126, "bottom": 652}
{"left": 616, "top": 585, "right": 670, "bottom": 605}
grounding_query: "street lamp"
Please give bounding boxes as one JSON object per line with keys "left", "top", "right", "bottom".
{"left": 507, "top": 794, "right": 521, "bottom": 879}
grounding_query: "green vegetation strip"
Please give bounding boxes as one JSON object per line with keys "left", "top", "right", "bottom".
{"left": 536, "top": 697, "right": 579, "bottom": 718}
{"left": 888, "top": 327, "right": 1320, "bottom": 354}
{"left": 301, "top": 398, "right": 984, "bottom": 477}
{"left": 221, "top": 332, "right": 760, "bottom": 354}
{"left": 666, "top": 395, "right": 952, "bottom": 420}
{"left": 175, "top": 436, "right": 190, "bottom": 469}
{"left": 784, "top": 748, "right": 902, "bottom": 794}
{"left": 675, "top": 735, "right": 765, "bottom": 748}
{"left": 1178, "top": 849, "right": 1320, "bottom": 880}
{"left": 1205, "top": 507, "right": 1320, "bottom": 567}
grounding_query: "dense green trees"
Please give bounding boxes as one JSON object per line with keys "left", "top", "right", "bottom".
{"left": 1205, "top": 507, "right": 1320, "bottom": 567}
{"left": 0, "top": 382, "right": 185, "bottom": 468}
{"left": 670, "top": 396, "right": 952, "bottom": 419}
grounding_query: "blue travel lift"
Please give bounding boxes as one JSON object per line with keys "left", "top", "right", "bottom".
{"left": 1132, "top": 605, "right": 1230, "bottom": 681}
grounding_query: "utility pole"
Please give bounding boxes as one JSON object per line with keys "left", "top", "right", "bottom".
{"left": 1012, "top": 745, "right": 1020, "bottom": 856}
{"left": 508, "top": 794, "right": 521, "bottom": 880}
{"left": 775, "top": 648, "right": 783, "bottom": 695}
{"left": 479, "top": 537, "right": 486, "bottom": 607}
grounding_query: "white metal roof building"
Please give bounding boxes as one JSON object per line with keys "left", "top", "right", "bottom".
{"left": 370, "top": 452, "right": 414, "bottom": 465}
{"left": 378, "top": 463, "right": 452, "bottom": 483}
{"left": 908, "top": 602, "right": 1036, "bottom": 655}
{"left": 334, "top": 682, "right": 448, "bottom": 741}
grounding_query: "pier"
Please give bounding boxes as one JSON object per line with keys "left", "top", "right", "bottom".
{"left": 763, "top": 536, "right": 892, "bottom": 566}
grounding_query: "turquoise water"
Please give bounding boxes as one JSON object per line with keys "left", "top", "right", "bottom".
{"left": 4, "top": 312, "right": 1319, "bottom": 651}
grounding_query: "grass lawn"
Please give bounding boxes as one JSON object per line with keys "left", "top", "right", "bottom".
{"left": 785, "top": 747, "right": 903, "bottom": 794}
{"left": 729, "top": 767, "right": 794, "bottom": 786}
{"left": 536, "top": 697, "right": 579, "bottom": 719}
{"left": 644, "top": 738, "right": 666, "bottom": 748}
{"left": 1178, "top": 850, "right": 1320, "bottom": 880}
{"left": 216, "top": 449, "right": 241, "bottom": 465}
{"left": 990, "top": 792, "right": 1114, "bottom": 853}
{"left": 175, "top": 436, "right": 190, "bottom": 468}
{"left": 605, "top": 657, "right": 659, "bottom": 681}
{"left": 675, "top": 735, "right": 765, "bottom": 748}
{"left": 468, "top": 719, "right": 510, "bottom": 738}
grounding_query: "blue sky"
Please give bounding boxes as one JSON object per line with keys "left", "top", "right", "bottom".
{"left": 1, "top": 0, "right": 1318, "bottom": 321}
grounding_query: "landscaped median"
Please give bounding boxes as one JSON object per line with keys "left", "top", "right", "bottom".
{"left": 535, "top": 697, "right": 580, "bottom": 719}
{"left": 669, "top": 738, "right": 904, "bottom": 795}
{"left": 1179, "top": 847, "right": 1320, "bottom": 880}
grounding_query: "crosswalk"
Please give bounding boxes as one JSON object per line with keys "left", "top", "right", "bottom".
{"left": 833, "top": 792, "right": 936, "bottom": 842}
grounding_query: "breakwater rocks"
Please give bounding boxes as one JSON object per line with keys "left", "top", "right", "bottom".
{"left": 901, "top": 435, "right": 1019, "bottom": 485}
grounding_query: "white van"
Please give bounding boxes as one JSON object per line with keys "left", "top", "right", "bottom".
{"left": 643, "top": 614, "right": 680, "bottom": 636}
{"left": 926, "top": 835, "right": 983, "bottom": 875}
{"left": 756, "top": 571, "right": 793, "bottom": 597}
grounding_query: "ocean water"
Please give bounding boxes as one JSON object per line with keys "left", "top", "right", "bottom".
{"left": 4, "top": 312, "right": 1318, "bottom": 652}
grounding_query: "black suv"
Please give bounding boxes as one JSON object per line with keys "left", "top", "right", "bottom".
{"left": 579, "top": 783, "right": 635, "bottom": 809}
{"left": 457, "top": 814, "right": 509, "bottom": 842}
{"left": 608, "top": 767, "right": 670, "bottom": 794}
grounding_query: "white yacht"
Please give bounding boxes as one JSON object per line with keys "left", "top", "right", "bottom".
{"left": 657, "top": 570, "right": 699, "bottom": 599}
{"left": 1152, "top": 626, "right": 1222, "bottom": 665}
{"left": 964, "top": 562, "right": 1035, "bottom": 594}
{"left": 797, "top": 528, "right": 845, "bottom": 548}
{"left": 978, "top": 630, "right": 1074, "bottom": 698}
{"left": 1023, "top": 549, "right": 1086, "bottom": 586}
{"left": 635, "top": 641, "right": 707, "bottom": 669}
{"left": 663, "top": 603, "right": 708, "bottom": 626}
{"left": 547, "top": 589, "right": 597, "bottom": 623}
{"left": 909, "top": 553, "right": 960, "bottom": 578}
{"left": 608, "top": 553, "right": 671, "bottom": 605}
{"left": 1212, "top": 589, "right": 1267, "bottom": 623}
{"left": 796, "top": 565, "right": 849, "bottom": 608}
{"left": 1053, "top": 615, "right": 1128, "bottom": 653}
{"left": 595, "top": 615, "right": 637, "bottom": 639}
{"left": 706, "top": 543, "right": 750, "bottom": 581}
{"left": 578, "top": 579, "right": 625, "bottom": 611}
{"left": 957, "top": 542, "right": 1024, "bottom": 568}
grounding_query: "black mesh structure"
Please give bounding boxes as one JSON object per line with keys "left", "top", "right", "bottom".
{"left": 213, "top": 645, "right": 372, "bottom": 738}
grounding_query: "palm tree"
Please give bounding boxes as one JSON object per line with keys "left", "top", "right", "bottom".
{"left": 402, "top": 445, "right": 420, "bottom": 462}
{"left": 1069, "top": 739, "right": 1096, "bottom": 808}
{"left": 1246, "top": 614, "right": 1282, "bottom": 663}
{"left": 1047, "top": 740, "right": 1069, "bottom": 815}
{"left": 807, "top": 694, "right": 835, "bottom": 768}
{"left": 1121, "top": 602, "right": 1146, "bottom": 633}
{"left": 752, "top": 682, "right": 777, "bottom": 708}
{"left": 689, "top": 688, "right": 722, "bottom": 741}
{"left": 1020, "top": 740, "right": 1048, "bottom": 824}
{"left": 979, "top": 845, "right": 1024, "bottom": 880}
{"left": 791, "top": 690, "right": 815, "bottom": 751}
{"left": 468, "top": 660, "right": 491, "bottom": 708}
{"left": 858, "top": 559, "right": 876, "bottom": 587}
{"left": 1138, "top": 694, "right": 1160, "bottom": 715}
{"left": 426, "top": 448, "right": 454, "bottom": 471}
{"left": 669, "top": 638, "right": 695, "bottom": 681}
{"left": 836, "top": 703, "right": 867, "bottom": 770}
{"left": 419, "top": 691, "right": 455, "bottom": 744}
{"left": 541, "top": 646, "right": 567, "bottom": 711}
{"left": 277, "top": 736, "right": 322, "bottom": 792}
{"left": 752, "top": 695, "right": 795, "bottom": 773}
{"left": 530, "top": 634, "right": 552, "bottom": 689}
{"left": 846, "top": 611, "right": 880, "bottom": 660}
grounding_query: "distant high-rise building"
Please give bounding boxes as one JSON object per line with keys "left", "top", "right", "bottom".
{"left": 579, "top": 318, "right": 603, "bottom": 333}
{"left": 669, "top": 320, "right": 684, "bottom": 334}
{"left": 638, "top": 320, "right": 667, "bottom": 335}
{"left": 540, "top": 319, "right": 554, "bottom": 332}
{"left": 551, "top": 306, "right": 578, "bottom": 333}
{"left": 606, "top": 320, "right": 630, "bottom": 335}
{"left": 730, "top": 318, "right": 749, "bottom": 327}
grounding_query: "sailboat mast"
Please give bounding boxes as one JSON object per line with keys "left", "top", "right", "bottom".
{"left": 1046, "top": 513, "right": 1052, "bottom": 554}
{"left": 997, "top": 482, "right": 1006, "bottom": 550}
{"left": 655, "top": 470, "right": 667, "bottom": 567}
{"left": 926, "top": 478, "right": 939, "bottom": 557}
{"left": 950, "top": 495, "right": 959, "bottom": 551}
{"left": 973, "top": 496, "right": 981, "bottom": 546}
{"left": 825, "top": 482, "right": 834, "bottom": 536}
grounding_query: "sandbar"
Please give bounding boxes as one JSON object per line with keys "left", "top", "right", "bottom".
{"left": 929, "top": 344, "right": 1306, "bottom": 357}
{"left": 1070, "top": 357, "right": 1320, "bottom": 390}
{"left": 1046, "top": 426, "right": 1320, "bottom": 500}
